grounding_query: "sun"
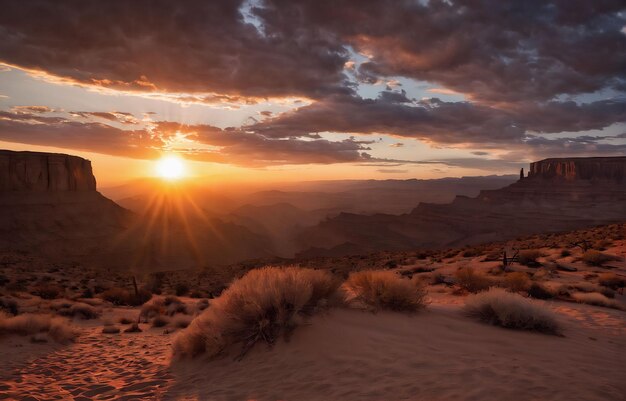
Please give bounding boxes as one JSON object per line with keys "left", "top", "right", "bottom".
{"left": 155, "top": 156, "right": 186, "bottom": 180}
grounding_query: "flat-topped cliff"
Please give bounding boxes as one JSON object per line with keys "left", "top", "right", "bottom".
{"left": 0, "top": 150, "right": 97, "bottom": 191}
{"left": 526, "top": 157, "right": 625, "bottom": 182}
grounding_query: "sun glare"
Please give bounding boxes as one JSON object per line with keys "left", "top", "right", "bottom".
{"left": 155, "top": 156, "right": 186, "bottom": 180}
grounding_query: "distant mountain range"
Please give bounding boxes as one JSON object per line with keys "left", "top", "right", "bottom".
{"left": 1, "top": 149, "right": 624, "bottom": 269}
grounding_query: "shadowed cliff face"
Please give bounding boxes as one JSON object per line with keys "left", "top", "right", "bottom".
{"left": 297, "top": 157, "right": 626, "bottom": 257}
{"left": 527, "top": 157, "right": 626, "bottom": 182}
{"left": 0, "top": 150, "right": 97, "bottom": 191}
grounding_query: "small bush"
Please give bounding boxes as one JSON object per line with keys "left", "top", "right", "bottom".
{"left": 503, "top": 272, "right": 531, "bottom": 293}
{"left": 32, "top": 284, "right": 64, "bottom": 300}
{"left": 571, "top": 292, "right": 620, "bottom": 309}
{"left": 464, "top": 288, "right": 561, "bottom": 335}
{"left": 101, "top": 287, "right": 152, "bottom": 306}
{"left": 172, "top": 267, "right": 338, "bottom": 359}
{"left": 124, "top": 323, "right": 142, "bottom": 333}
{"left": 582, "top": 250, "right": 621, "bottom": 266}
{"left": 0, "top": 296, "right": 19, "bottom": 315}
{"left": 102, "top": 325, "right": 120, "bottom": 334}
{"left": 527, "top": 283, "right": 554, "bottom": 300}
{"left": 517, "top": 250, "right": 543, "bottom": 267}
{"left": 0, "top": 313, "right": 77, "bottom": 343}
{"left": 598, "top": 273, "right": 626, "bottom": 290}
{"left": 68, "top": 303, "right": 100, "bottom": 320}
{"left": 152, "top": 315, "right": 170, "bottom": 328}
{"left": 342, "top": 270, "right": 427, "bottom": 312}
{"left": 175, "top": 283, "right": 190, "bottom": 296}
{"left": 560, "top": 249, "right": 571, "bottom": 258}
{"left": 455, "top": 267, "right": 491, "bottom": 293}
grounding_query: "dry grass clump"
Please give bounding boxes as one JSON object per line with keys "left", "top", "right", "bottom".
{"left": 455, "top": 267, "right": 492, "bottom": 293}
{"left": 598, "top": 273, "right": 626, "bottom": 290}
{"left": 502, "top": 272, "right": 531, "bottom": 293}
{"left": 152, "top": 315, "right": 170, "bottom": 328}
{"left": 517, "top": 250, "right": 543, "bottom": 267}
{"left": 465, "top": 288, "right": 561, "bottom": 335}
{"left": 32, "top": 284, "right": 64, "bottom": 300}
{"left": 102, "top": 325, "right": 121, "bottom": 334}
{"left": 571, "top": 292, "right": 620, "bottom": 309}
{"left": 342, "top": 270, "right": 427, "bottom": 312}
{"left": 0, "top": 296, "right": 19, "bottom": 315}
{"left": 527, "top": 283, "right": 555, "bottom": 299}
{"left": 173, "top": 266, "right": 338, "bottom": 359}
{"left": 0, "top": 312, "right": 78, "bottom": 343}
{"left": 56, "top": 302, "right": 101, "bottom": 320}
{"left": 582, "top": 250, "right": 621, "bottom": 266}
{"left": 101, "top": 287, "right": 152, "bottom": 306}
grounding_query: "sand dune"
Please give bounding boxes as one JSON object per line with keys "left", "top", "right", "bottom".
{"left": 168, "top": 302, "right": 625, "bottom": 401}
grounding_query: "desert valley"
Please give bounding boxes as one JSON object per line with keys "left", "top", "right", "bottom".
{"left": 1, "top": 1, "right": 625, "bottom": 400}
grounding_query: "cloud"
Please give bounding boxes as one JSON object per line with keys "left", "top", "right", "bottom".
{"left": 246, "top": 95, "right": 626, "bottom": 146}
{"left": 0, "top": 0, "right": 351, "bottom": 99}
{"left": 0, "top": 110, "right": 373, "bottom": 167}
{"left": 377, "top": 169, "right": 408, "bottom": 174}
{"left": 0, "top": 1, "right": 624, "bottom": 167}
{"left": 69, "top": 111, "right": 139, "bottom": 125}
{"left": 0, "top": 111, "right": 163, "bottom": 159}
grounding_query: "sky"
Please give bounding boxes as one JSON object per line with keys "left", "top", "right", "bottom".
{"left": 0, "top": 0, "right": 624, "bottom": 186}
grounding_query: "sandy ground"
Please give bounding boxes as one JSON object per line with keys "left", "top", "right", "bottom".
{"left": 1, "top": 298, "right": 624, "bottom": 401}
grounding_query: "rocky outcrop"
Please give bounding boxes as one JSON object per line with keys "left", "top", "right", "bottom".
{"left": 296, "top": 157, "right": 626, "bottom": 257}
{"left": 0, "top": 150, "right": 97, "bottom": 191}
{"left": 527, "top": 157, "right": 625, "bottom": 182}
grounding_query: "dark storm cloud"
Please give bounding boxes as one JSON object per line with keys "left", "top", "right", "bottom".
{"left": 246, "top": 95, "right": 626, "bottom": 145}
{"left": 0, "top": 111, "right": 163, "bottom": 159}
{"left": 0, "top": 0, "right": 624, "bottom": 165}
{"left": 0, "top": 0, "right": 351, "bottom": 98}
{"left": 155, "top": 122, "right": 372, "bottom": 166}
{"left": 0, "top": 110, "right": 372, "bottom": 166}
{"left": 69, "top": 111, "right": 139, "bottom": 125}
{"left": 264, "top": 0, "right": 625, "bottom": 103}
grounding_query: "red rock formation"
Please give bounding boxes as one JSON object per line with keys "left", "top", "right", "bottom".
{"left": 0, "top": 150, "right": 97, "bottom": 191}
{"left": 528, "top": 157, "right": 625, "bottom": 182}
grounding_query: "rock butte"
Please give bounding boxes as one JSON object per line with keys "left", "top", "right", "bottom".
{"left": 0, "top": 150, "right": 97, "bottom": 192}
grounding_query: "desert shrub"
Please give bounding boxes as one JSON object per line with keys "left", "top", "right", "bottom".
{"left": 152, "top": 315, "right": 170, "bottom": 328}
{"left": 80, "top": 287, "right": 94, "bottom": 299}
{"left": 462, "top": 248, "right": 483, "bottom": 258}
{"left": 598, "top": 273, "right": 626, "bottom": 290}
{"left": 560, "top": 249, "right": 571, "bottom": 258}
{"left": 527, "top": 283, "right": 554, "bottom": 300}
{"left": 464, "top": 288, "right": 561, "bottom": 335}
{"left": 101, "top": 287, "right": 152, "bottom": 306}
{"left": 517, "top": 250, "right": 543, "bottom": 267}
{"left": 102, "top": 325, "right": 120, "bottom": 334}
{"left": 68, "top": 303, "right": 100, "bottom": 319}
{"left": 0, "top": 296, "right": 19, "bottom": 315}
{"left": 172, "top": 266, "right": 338, "bottom": 359}
{"left": 32, "top": 284, "right": 63, "bottom": 300}
{"left": 342, "top": 270, "right": 427, "bottom": 312}
{"left": 503, "top": 272, "right": 531, "bottom": 293}
{"left": 455, "top": 267, "right": 492, "bottom": 293}
{"left": 0, "top": 312, "right": 77, "bottom": 343}
{"left": 582, "top": 250, "right": 621, "bottom": 266}
{"left": 124, "top": 323, "right": 142, "bottom": 333}
{"left": 571, "top": 292, "right": 620, "bottom": 309}
{"left": 175, "top": 283, "right": 190, "bottom": 296}
{"left": 119, "top": 316, "right": 134, "bottom": 324}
